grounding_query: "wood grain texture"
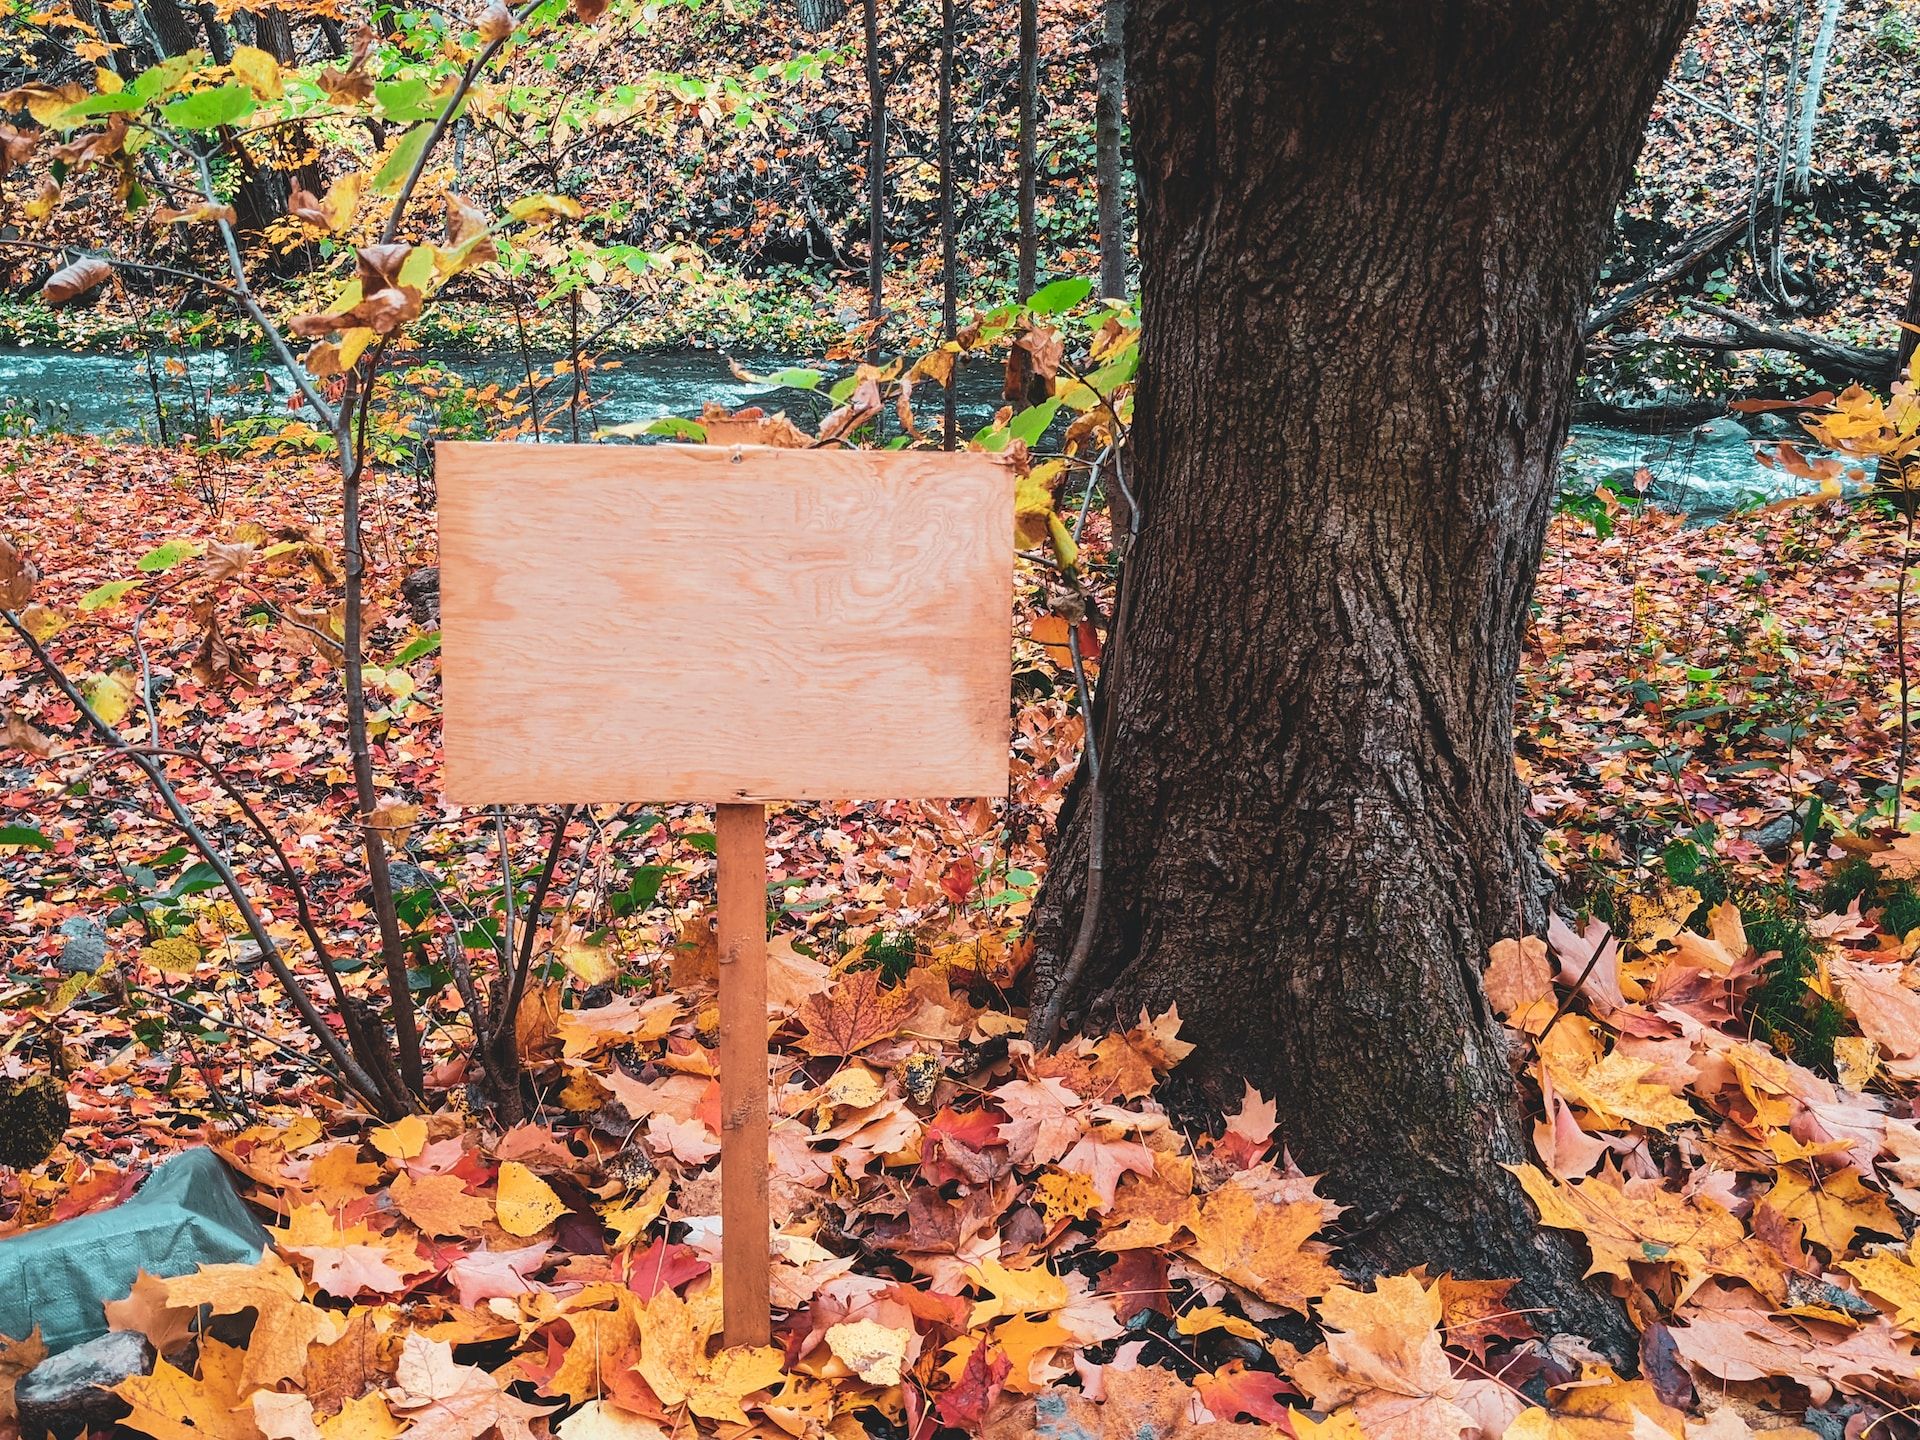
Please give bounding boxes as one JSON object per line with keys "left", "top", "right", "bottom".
{"left": 436, "top": 441, "right": 1015, "bottom": 804}
{"left": 715, "top": 801, "right": 771, "bottom": 1345}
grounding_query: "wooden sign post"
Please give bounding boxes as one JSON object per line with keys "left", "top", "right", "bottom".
{"left": 436, "top": 441, "right": 1013, "bottom": 1345}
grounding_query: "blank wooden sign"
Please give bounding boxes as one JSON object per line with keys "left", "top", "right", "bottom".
{"left": 436, "top": 441, "right": 1015, "bottom": 805}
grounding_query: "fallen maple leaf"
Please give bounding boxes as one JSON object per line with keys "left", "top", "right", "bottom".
{"left": 1758, "top": 1165, "right": 1899, "bottom": 1255}
{"left": 1512, "top": 1164, "right": 1783, "bottom": 1305}
{"left": 0, "top": 1327, "right": 47, "bottom": 1427}
{"left": 795, "top": 969, "right": 916, "bottom": 1057}
{"left": 993, "top": 1076, "right": 1084, "bottom": 1166}
{"left": 116, "top": 1341, "right": 262, "bottom": 1440}
{"left": 1295, "top": 1274, "right": 1519, "bottom": 1440}
{"left": 386, "top": 1333, "right": 555, "bottom": 1440}
{"left": 1181, "top": 1174, "right": 1341, "bottom": 1313}
{"left": 392, "top": 1171, "right": 494, "bottom": 1237}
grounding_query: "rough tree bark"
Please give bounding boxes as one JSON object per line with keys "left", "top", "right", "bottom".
{"left": 862, "top": 0, "right": 885, "bottom": 361}
{"left": 938, "top": 0, "right": 958, "bottom": 449}
{"left": 1028, "top": 0, "right": 1693, "bottom": 1349}
{"left": 1898, "top": 254, "right": 1920, "bottom": 375}
{"left": 1015, "top": 0, "right": 1037, "bottom": 297}
{"left": 1094, "top": 0, "right": 1126, "bottom": 301}
{"left": 794, "top": 0, "right": 845, "bottom": 29}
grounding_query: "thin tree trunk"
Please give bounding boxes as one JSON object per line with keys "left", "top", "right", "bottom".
{"left": 1016, "top": 0, "right": 1037, "bottom": 297}
{"left": 862, "top": 0, "right": 886, "bottom": 361}
{"left": 1095, "top": 0, "right": 1127, "bottom": 301}
{"left": 939, "top": 0, "right": 958, "bottom": 449}
{"left": 1791, "top": 0, "right": 1845, "bottom": 196}
{"left": 1029, "top": 0, "right": 1692, "bottom": 1353}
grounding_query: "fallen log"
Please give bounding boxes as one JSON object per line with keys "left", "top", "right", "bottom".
{"left": 1584, "top": 210, "right": 1754, "bottom": 338}
{"left": 1670, "top": 299, "right": 1897, "bottom": 388}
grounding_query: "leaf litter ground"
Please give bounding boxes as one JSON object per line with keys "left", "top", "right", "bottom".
{"left": 4, "top": 439, "right": 1920, "bottom": 1439}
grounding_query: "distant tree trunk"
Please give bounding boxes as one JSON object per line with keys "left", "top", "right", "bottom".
{"left": 862, "top": 0, "right": 886, "bottom": 360}
{"left": 195, "top": 3, "right": 230, "bottom": 62}
{"left": 1028, "top": 0, "right": 1693, "bottom": 1352}
{"left": 1094, "top": 0, "right": 1126, "bottom": 300}
{"left": 250, "top": 7, "right": 295, "bottom": 60}
{"left": 1791, "top": 0, "right": 1844, "bottom": 196}
{"left": 73, "top": 0, "right": 136, "bottom": 78}
{"left": 140, "top": 0, "right": 200, "bottom": 58}
{"left": 1016, "top": 0, "right": 1037, "bottom": 297}
{"left": 938, "top": 0, "right": 959, "bottom": 449}
{"left": 795, "top": 0, "right": 845, "bottom": 29}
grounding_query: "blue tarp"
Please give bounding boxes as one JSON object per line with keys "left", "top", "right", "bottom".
{"left": 0, "top": 1146, "right": 269, "bottom": 1350}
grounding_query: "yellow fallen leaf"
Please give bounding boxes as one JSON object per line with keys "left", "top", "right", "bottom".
{"left": 825, "top": 1319, "right": 912, "bottom": 1386}
{"left": 1760, "top": 1166, "right": 1899, "bottom": 1255}
{"left": 1842, "top": 1242, "right": 1920, "bottom": 1331}
{"left": 370, "top": 1114, "right": 428, "bottom": 1161}
{"left": 1174, "top": 1305, "right": 1261, "bottom": 1341}
{"left": 496, "top": 1160, "right": 569, "bottom": 1237}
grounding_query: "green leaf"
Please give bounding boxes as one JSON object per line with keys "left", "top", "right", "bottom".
{"left": 0, "top": 825, "right": 51, "bottom": 850}
{"left": 827, "top": 373, "right": 861, "bottom": 404}
{"left": 161, "top": 83, "right": 256, "bottom": 131}
{"left": 374, "top": 76, "right": 443, "bottom": 123}
{"left": 373, "top": 124, "right": 433, "bottom": 195}
{"left": 135, "top": 538, "right": 201, "bottom": 573}
{"left": 78, "top": 578, "right": 143, "bottom": 612}
{"left": 1008, "top": 398, "right": 1061, "bottom": 446}
{"left": 65, "top": 92, "right": 143, "bottom": 120}
{"left": 598, "top": 416, "right": 706, "bottom": 441}
{"left": 765, "top": 367, "right": 822, "bottom": 391}
{"left": 1026, "top": 277, "right": 1092, "bottom": 315}
{"left": 127, "top": 56, "right": 194, "bottom": 105}
{"left": 394, "top": 630, "right": 441, "bottom": 665}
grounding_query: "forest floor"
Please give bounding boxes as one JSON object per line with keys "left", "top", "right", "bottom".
{"left": 3, "top": 439, "right": 1920, "bottom": 1437}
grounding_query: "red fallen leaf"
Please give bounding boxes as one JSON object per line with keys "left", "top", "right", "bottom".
{"left": 935, "top": 1338, "right": 1011, "bottom": 1430}
{"left": 1194, "top": 1362, "right": 1297, "bottom": 1426}
{"left": 940, "top": 855, "right": 979, "bottom": 906}
{"left": 882, "top": 1282, "right": 972, "bottom": 1336}
{"left": 1639, "top": 1321, "right": 1694, "bottom": 1412}
{"left": 622, "top": 1237, "right": 709, "bottom": 1299}
{"left": 920, "top": 1105, "right": 1010, "bottom": 1188}
{"left": 1097, "top": 1248, "right": 1172, "bottom": 1322}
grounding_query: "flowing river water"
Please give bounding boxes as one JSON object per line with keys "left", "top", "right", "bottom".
{"left": 0, "top": 344, "right": 1833, "bottom": 520}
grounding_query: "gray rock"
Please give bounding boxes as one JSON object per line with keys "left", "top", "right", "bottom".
{"left": 1742, "top": 813, "right": 1799, "bottom": 854}
{"left": 15, "top": 1330, "right": 152, "bottom": 1440}
{"left": 1691, "top": 416, "right": 1752, "bottom": 445}
{"left": 53, "top": 919, "right": 106, "bottom": 976}
{"left": 388, "top": 861, "right": 436, "bottom": 893}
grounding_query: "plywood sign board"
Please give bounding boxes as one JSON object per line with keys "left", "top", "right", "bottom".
{"left": 436, "top": 441, "right": 1016, "bottom": 805}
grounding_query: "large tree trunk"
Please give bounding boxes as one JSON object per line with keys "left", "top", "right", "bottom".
{"left": 1029, "top": 0, "right": 1692, "bottom": 1350}
{"left": 1094, "top": 0, "right": 1126, "bottom": 301}
{"left": 861, "top": 0, "right": 885, "bottom": 361}
{"left": 1015, "top": 0, "right": 1037, "bottom": 297}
